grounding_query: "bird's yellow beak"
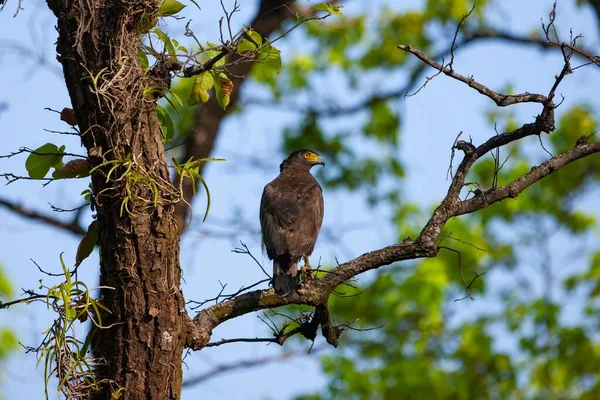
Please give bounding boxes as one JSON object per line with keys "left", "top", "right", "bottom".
{"left": 308, "top": 153, "right": 325, "bottom": 166}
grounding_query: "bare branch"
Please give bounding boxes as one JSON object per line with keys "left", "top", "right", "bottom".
{"left": 463, "top": 30, "right": 600, "bottom": 68}
{"left": 205, "top": 336, "right": 282, "bottom": 347}
{"left": 202, "top": 303, "right": 341, "bottom": 349}
{"left": 187, "top": 278, "right": 270, "bottom": 310}
{"left": 181, "top": 49, "right": 230, "bottom": 78}
{"left": 0, "top": 197, "right": 85, "bottom": 236}
{"left": 397, "top": 44, "right": 548, "bottom": 106}
{"left": 455, "top": 139, "right": 600, "bottom": 217}
{"left": 454, "top": 271, "right": 487, "bottom": 302}
{"left": 243, "top": 25, "right": 596, "bottom": 118}
{"left": 449, "top": 4, "right": 477, "bottom": 71}
{"left": 0, "top": 290, "right": 59, "bottom": 310}
{"left": 232, "top": 241, "right": 271, "bottom": 279}
{"left": 0, "top": 147, "right": 86, "bottom": 160}
{"left": 182, "top": 346, "right": 324, "bottom": 388}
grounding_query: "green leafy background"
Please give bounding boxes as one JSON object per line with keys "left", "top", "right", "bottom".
{"left": 0, "top": 0, "right": 599, "bottom": 399}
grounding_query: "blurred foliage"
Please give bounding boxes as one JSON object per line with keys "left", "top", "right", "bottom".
{"left": 0, "top": 0, "right": 597, "bottom": 396}
{"left": 286, "top": 0, "right": 598, "bottom": 395}
{"left": 289, "top": 102, "right": 599, "bottom": 399}
{"left": 249, "top": 1, "right": 597, "bottom": 399}
{"left": 158, "top": 0, "right": 600, "bottom": 397}
{"left": 0, "top": 264, "right": 18, "bottom": 397}
{"left": 291, "top": 102, "right": 599, "bottom": 399}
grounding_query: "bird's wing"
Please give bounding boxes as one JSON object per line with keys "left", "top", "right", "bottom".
{"left": 260, "top": 173, "right": 325, "bottom": 259}
{"left": 292, "top": 180, "right": 324, "bottom": 256}
{"left": 259, "top": 182, "right": 302, "bottom": 259}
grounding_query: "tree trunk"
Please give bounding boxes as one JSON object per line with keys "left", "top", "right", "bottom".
{"left": 47, "top": 0, "right": 186, "bottom": 398}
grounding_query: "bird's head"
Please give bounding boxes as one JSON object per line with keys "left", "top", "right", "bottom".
{"left": 279, "top": 149, "right": 326, "bottom": 172}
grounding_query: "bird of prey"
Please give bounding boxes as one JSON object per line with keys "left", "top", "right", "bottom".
{"left": 259, "top": 150, "right": 325, "bottom": 297}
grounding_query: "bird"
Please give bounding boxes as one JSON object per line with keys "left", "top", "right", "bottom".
{"left": 259, "top": 149, "right": 325, "bottom": 297}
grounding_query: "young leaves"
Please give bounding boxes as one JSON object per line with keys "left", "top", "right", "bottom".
{"left": 257, "top": 42, "right": 282, "bottom": 74}
{"left": 238, "top": 29, "right": 263, "bottom": 53}
{"left": 173, "top": 156, "right": 226, "bottom": 222}
{"left": 188, "top": 72, "right": 214, "bottom": 105}
{"left": 312, "top": 3, "right": 344, "bottom": 17}
{"left": 153, "top": 28, "right": 177, "bottom": 58}
{"left": 187, "top": 71, "right": 232, "bottom": 110}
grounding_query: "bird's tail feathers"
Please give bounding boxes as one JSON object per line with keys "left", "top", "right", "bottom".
{"left": 273, "top": 253, "right": 299, "bottom": 297}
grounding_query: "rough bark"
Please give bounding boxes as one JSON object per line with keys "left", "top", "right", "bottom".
{"left": 47, "top": 0, "right": 185, "bottom": 398}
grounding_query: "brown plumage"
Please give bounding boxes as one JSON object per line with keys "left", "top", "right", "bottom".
{"left": 259, "top": 150, "right": 325, "bottom": 297}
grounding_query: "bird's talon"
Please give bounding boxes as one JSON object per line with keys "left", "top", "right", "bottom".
{"left": 300, "top": 263, "right": 314, "bottom": 282}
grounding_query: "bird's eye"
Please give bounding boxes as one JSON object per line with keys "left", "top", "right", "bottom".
{"left": 303, "top": 152, "right": 310, "bottom": 158}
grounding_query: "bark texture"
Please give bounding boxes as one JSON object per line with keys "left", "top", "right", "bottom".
{"left": 47, "top": 0, "right": 186, "bottom": 398}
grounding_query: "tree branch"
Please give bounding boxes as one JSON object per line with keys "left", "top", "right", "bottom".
{"left": 463, "top": 30, "right": 600, "bottom": 68}
{"left": 243, "top": 27, "right": 596, "bottom": 118}
{"left": 0, "top": 197, "right": 85, "bottom": 236}
{"left": 185, "top": 133, "right": 599, "bottom": 349}
{"left": 456, "top": 138, "right": 600, "bottom": 216}
{"left": 182, "top": 346, "right": 324, "bottom": 388}
{"left": 397, "top": 44, "right": 548, "bottom": 106}
{"left": 184, "top": 28, "right": 600, "bottom": 348}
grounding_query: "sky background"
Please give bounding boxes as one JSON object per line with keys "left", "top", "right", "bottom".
{"left": 1, "top": 0, "right": 599, "bottom": 399}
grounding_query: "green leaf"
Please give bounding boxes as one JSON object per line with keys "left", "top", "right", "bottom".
{"left": 238, "top": 38, "right": 258, "bottom": 54}
{"left": 203, "top": 43, "right": 227, "bottom": 68}
{"left": 211, "top": 72, "right": 233, "bottom": 110}
{"left": 258, "top": 43, "right": 282, "bottom": 74}
{"left": 188, "top": 72, "right": 215, "bottom": 105}
{"left": 25, "top": 143, "right": 64, "bottom": 179}
{"left": 138, "top": 15, "right": 159, "bottom": 33}
{"left": 169, "top": 90, "right": 185, "bottom": 109}
{"left": 246, "top": 29, "right": 263, "bottom": 46}
{"left": 156, "top": 104, "right": 175, "bottom": 143}
{"left": 0, "top": 264, "right": 13, "bottom": 297}
{"left": 153, "top": 28, "right": 176, "bottom": 57}
{"left": 79, "top": 327, "right": 96, "bottom": 359}
{"left": 75, "top": 221, "right": 98, "bottom": 267}
{"left": 81, "top": 186, "right": 92, "bottom": 202}
{"left": 138, "top": 49, "right": 149, "bottom": 70}
{"left": 0, "top": 329, "right": 17, "bottom": 358}
{"left": 157, "top": 0, "right": 186, "bottom": 16}
{"left": 199, "top": 175, "right": 212, "bottom": 222}
{"left": 237, "top": 29, "right": 263, "bottom": 54}
{"left": 311, "top": 3, "right": 344, "bottom": 17}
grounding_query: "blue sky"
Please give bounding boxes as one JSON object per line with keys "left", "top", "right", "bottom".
{"left": 1, "top": 0, "right": 599, "bottom": 399}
